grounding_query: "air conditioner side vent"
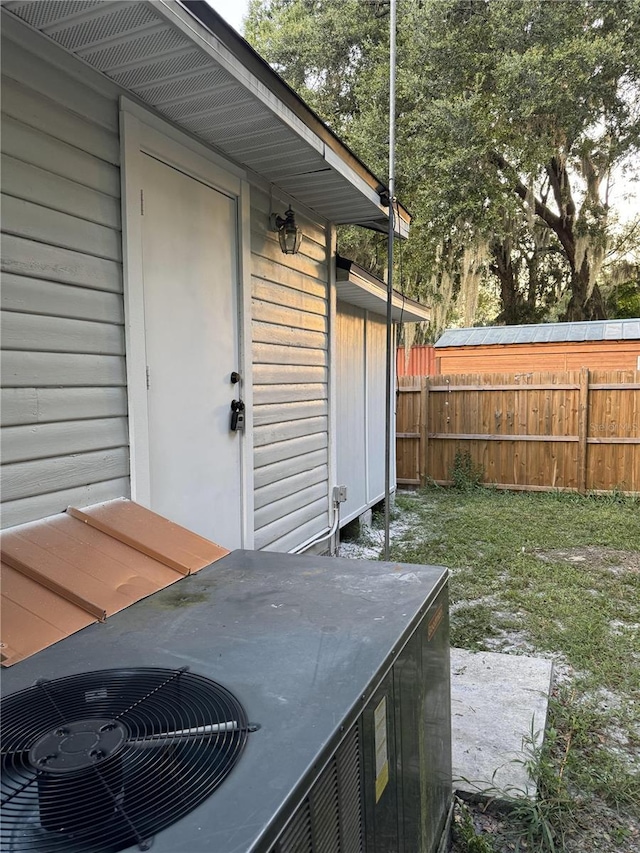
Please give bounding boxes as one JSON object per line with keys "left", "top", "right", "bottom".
{"left": 273, "top": 724, "right": 363, "bottom": 853}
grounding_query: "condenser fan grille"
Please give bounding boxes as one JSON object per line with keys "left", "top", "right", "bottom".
{"left": 1, "top": 667, "right": 250, "bottom": 852}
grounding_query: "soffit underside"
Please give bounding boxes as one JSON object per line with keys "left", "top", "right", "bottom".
{"left": 4, "top": 0, "right": 394, "bottom": 232}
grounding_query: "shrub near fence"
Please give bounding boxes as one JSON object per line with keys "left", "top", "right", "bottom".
{"left": 396, "top": 370, "right": 640, "bottom": 494}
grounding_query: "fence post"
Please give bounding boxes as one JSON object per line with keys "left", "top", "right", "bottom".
{"left": 577, "top": 367, "right": 590, "bottom": 494}
{"left": 419, "top": 376, "right": 429, "bottom": 486}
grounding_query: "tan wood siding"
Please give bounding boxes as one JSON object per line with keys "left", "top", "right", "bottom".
{"left": 1, "top": 23, "right": 128, "bottom": 527}
{"left": 251, "top": 187, "right": 330, "bottom": 551}
{"left": 436, "top": 341, "right": 640, "bottom": 374}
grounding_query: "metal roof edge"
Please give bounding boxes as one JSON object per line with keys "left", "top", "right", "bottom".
{"left": 435, "top": 318, "right": 640, "bottom": 347}
{"left": 336, "top": 256, "right": 431, "bottom": 323}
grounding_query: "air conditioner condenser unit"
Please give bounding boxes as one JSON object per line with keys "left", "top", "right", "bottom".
{"left": 1, "top": 550, "right": 452, "bottom": 853}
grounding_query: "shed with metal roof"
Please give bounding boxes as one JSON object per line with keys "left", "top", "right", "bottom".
{"left": 433, "top": 319, "right": 640, "bottom": 374}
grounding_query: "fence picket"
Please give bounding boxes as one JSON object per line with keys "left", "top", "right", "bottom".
{"left": 396, "top": 370, "right": 640, "bottom": 494}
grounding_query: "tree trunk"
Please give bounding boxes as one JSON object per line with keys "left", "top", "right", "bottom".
{"left": 490, "top": 241, "right": 523, "bottom": 324}
{"left": 562, "top": 258, "right": 607, "bottom": 321}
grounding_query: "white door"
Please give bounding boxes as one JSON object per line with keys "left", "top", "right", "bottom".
{"left": 140, "top": 152, "right": 243, "bottom": 547}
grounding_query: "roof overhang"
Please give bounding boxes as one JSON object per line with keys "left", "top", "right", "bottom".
{"left": 3, "top": 0, "right": 410, "bottom": 237}
{"left": 336, "top": 257, "right": 431, "bottom": 323}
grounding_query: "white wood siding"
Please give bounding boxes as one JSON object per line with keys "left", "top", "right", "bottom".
{"left": 336, "top": 303, "right": 389, "bottom": 525}
{"left": 251, "top": 188, "right": 330, "bottom": 551}
{"left": 0, "top": 25, "right": 128, "bottom": 528}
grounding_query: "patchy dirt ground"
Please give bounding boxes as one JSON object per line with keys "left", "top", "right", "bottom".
{"left": 339, "top": 492, "right": 640, "bottom": 853}
{"left": 532, "top": 545, "right": 640, "bottom": 574}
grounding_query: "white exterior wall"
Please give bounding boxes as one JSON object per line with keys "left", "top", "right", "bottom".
{"left": 250, "top": 187, "right": 331, "bottom": 551}
{"left": 0, "top": 20, "right": 129, "bottom": 528}
{"left": 336, "top": 302, "right": 389, "bottom": 525}
{"left": 0, "top": 15, "right": 339, "bottom": 552}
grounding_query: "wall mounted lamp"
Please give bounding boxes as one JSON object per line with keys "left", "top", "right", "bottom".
{"left": 270, "top": 206, "right": 302, "bottom": 255}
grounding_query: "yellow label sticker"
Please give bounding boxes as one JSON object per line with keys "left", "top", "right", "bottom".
{"left": 374, "top": 696, "right": 389, "bottom": 803}
{"left": 428, "top": 603, "right": 444, "bottom": 641}
{"left": 375, "top": 760, "right": 389, "bottom": 803}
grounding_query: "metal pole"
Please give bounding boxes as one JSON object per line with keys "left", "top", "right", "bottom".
{"left": 384, "top": 0, "right": 396, "bottom": 561}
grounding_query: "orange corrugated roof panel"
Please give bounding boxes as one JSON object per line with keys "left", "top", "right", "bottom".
{"left": 0, "top": 499, "right": 229, "bottom": 667}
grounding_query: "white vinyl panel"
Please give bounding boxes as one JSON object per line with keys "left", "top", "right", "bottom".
{"left": 252, "top": 322, "right": 326, "bottom": 350}
{"left": 1, "top": 312, "right": 124, "bottom": 355}
{"left": 254, "top": 497, "right": 328, "bottom": 550}
{"left": 253, "top": 383, "right": 327, "bottom": 406}
{"left": 254, "top": 432, "right": 328, "bottom": 469}
{"left": 254, "top": 466, "right": 328, "bottom": 510}
{"left": 254, "top": 481, "right": 327, "bottom": 531}
{"left": 1, "top": 35, "right": 118, "bottom": 131}
{"left": 249, "top": 193, "right": 329, "bottom": 551}
{"left": 1, "top": 76, "right": 120, "bottom": 163}
{"left": 253, "top": 449, "right": 328, "bottom": 490}
{"left": 254, "top": 416, "right": 328, "bottom": 448}
{"left": 1, "top": 275, "right": 124, "bottom": 323}
{"left": 1, "top": 234, "right": 122, "bottom": 292}
{"left": 252, "top": 342, "right": 327, "bottom": 367}
{"left": 250, "top": 185, "right": 328, "bottom": 246}
{"left": 336, "top": 302, "right": 367, "bottom": 520}
{"left": 252, "top": 400, "right": 327, "bottom": 428}
{"left": 367, "top": 314, "right": 387, "bottom": 502}
{"left": 250, "top": 230, "right": 326, "bottom": 280}
{"left": 1, "top": 156, "right": 121, "bottom": 229}
{"left": 1, "top": 195, "right": 122, "bottom": 262}
{"left": 252, "top": 279, "right": 326, "bottom": 315}
{"left": 261, "top": 511, "right": 330, "bottom": 553}
{"left": 0, "top": 20, "right": 125, "bottom": 528}
{"left": 2, "top": 448, "right": 130, "bottom": 502}
{"left": 2, "top": 418, "right": 129, "bottom": 463}
{"left": 1, "top": 117, "right": 121, "bottom": 197}
{"left": 252, "top": 364, "right": 327, "bottom": 386}
{"left": 252, "top": 256, "right": 326, "bottom": 297}
{"left": 252, "top": 298, "right": 327, "bottom": 332}
{"left": 1, "top": 387, "right": 128, "bottom": 426}
{"left": 1, "top": 352, "right": 126, "bottom": 388}
{"left": 0, "top": 477, "right": 130, "bottom": 530}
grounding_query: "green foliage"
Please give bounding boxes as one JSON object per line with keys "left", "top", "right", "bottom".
{"left": 390, "top": 488, "right": 640, "bottom": 851}
{"left": 450, "top": 451, "right": 485, "bottom": 490}
{"left": 246, "top": 0, "right": 640, "bottom": 329}
{"left": 453, "top": 799, "right": 497, "bottom": 852}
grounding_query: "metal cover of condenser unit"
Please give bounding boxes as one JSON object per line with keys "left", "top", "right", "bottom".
{"left": 1, "top": 549, "right": 449, "bottom": 853}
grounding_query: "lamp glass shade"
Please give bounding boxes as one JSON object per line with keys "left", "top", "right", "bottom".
{"left": 279, "top": 221, "right": 302, "bottom": 254}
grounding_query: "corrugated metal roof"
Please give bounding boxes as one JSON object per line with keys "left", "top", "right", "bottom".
{"left": 0, "top": 499, "right": 228, "bottom": 666}
{"left": 435, "top": 319, "right": 640, "bottom": 348}
{"left": 336, "top": 257, "right": 431, "bottom": 323}
{"left": 3, "top": 0, "right": 410, "bottom": 237}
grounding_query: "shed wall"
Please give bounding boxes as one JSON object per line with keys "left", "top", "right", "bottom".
{"left": 251, "top": 187, "right": 330, "bottom": 551}
{"left": 336, "top": 303, "right": 388, "bottom": 525}
{"left": 436, "top": 340, "right": 640, "bottom": 375}
{"left": 0, "top": 21, "right": 129, "bottom": 528}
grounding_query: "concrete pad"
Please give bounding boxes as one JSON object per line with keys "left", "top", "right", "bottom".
{"left": 450, "top": 649, "right": 554, "bottom": 799}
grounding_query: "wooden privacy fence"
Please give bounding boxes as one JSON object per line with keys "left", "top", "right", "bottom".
{"left": 396, "top": 370, "right": 640, "bottom": 494}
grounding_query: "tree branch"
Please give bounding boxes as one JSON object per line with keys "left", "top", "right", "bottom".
{"left": 491, "top": 151, "right": 575, "bottom": 262}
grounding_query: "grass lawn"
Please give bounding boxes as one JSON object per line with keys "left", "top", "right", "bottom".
{"left": 372, "top": 486, "right": 640, "bottom": 852}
